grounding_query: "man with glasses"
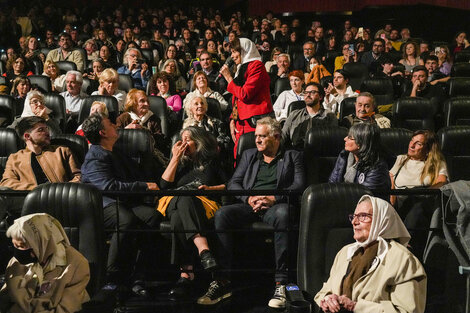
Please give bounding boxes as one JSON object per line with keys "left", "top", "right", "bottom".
{"left": 1, "top": 116, "right": 81, "bottom": 190}
{"left": 46, "top": 32, "right": 84, "bottom": 72}
{"left": 360, "top": 38, "right": 386, "bottom": 74}
{"left": 292, "top": 41, "right": 316, "bottom": 72}
{"left": 282, "top": 82, "right": 337, "bottom": 149}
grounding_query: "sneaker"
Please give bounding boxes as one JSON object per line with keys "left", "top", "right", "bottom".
{"left": 268, "top": 284, "right": 286, "bottom": 308}
{"left": 197, "top": 280, "right": 232, "bottom": 305}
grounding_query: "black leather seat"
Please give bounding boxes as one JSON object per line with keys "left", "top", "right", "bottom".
{"left": 443, "top": 97, "right": 470, "bottom": 126}
{"left": 320, "top": 76, "right": 333, "bottom": 89}
{"left": 274, "top": 77, "right": 290, "bottom": 98}
{"left": 447, "top": 78, "right": 470, "bottom": 98}
{"left": 454, "top": 51, "right": 470, "bottom": 63}
{"left": 392, "top": 97, "right": 436, "bottom": 131}
{"left": 40, "top": 48, "right": 51, "bottom": 58}
{"left": 338, "top": 97, "right": 357, "bottom": 121}
{"left": 324, "top": 51, "right": 340, "bottom": 74}
{"left": 287, "top": 100, "right": 305, "bottom": 116}
{"left": 206, "top": 98, "right": 223, "bottom": 120}
{"left": 438, "top": 126, "right": 470, "bottom": 182}
{"left": 81, "top": 77, "right": 99, "bottom": 95}
{"left": 380, "top": 128, "right": 413, "bottom": 168}
{"left": 451, "top": 62, "right": 470, "bottom": 77}
{"left": 31, "top": 59, "right": 43, "bottom": 75}
{"left": 236, "top": 131, "right": 256, "bottom": 162}
{"left": 29, "top": 75, "right": 52, "bottom": 93}
{"left": 51, "top": 134, "right": 89, "bottom": 165}
{"left": 304, "top": 126, "right": 348, "bottom": 185}
{"left": 56, "top": 61, "right": 77, "bottom": 75}
{"left": 115, "top": 128, "right": 153, "bottom": 161}
{"left": 140, "top": 49, "right": 154, "bottom": 66}
{"left": 118, "top": 74, "right": 134, "bottom": 93}
{"left": 360, "top": 77, "right": 395, "bottom": 106}
{"left": 79, "top": 96, "right": 119, "bottom": 124}
{"left": 297, "top": 183, "right": 372, "bottom": 304}
{"left": 343, "top": 62, "right": 369, "bottom": 91}
{"left": 0, "top": 128, "right": 23, "bottom": 176}
{"left": 21, "top": 183, "right": 106, "bottom": 296}
{"left": 44, "top": 93, "right": 67, "bottom": 132}
{"left": 150, "top": 41, "right": 164, "bottom": 62}
{"left": 0, "top": 95, "right": 16, "bottom": 127}
{"left": 147, "top": 95, "right": 170, "bottom": 138}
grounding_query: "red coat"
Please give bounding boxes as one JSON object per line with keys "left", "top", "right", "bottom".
{"left": 227, "top": 60, "right": 272, "bottom": 121}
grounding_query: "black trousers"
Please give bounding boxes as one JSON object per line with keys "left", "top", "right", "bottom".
{"left": 103, "top": 201, "right": 160, "bottom": 281}
{"left": 214, "top": 202, "right": 291, "bottom": 283}
{"left": 166, "top": 196, "right": 210, "bottom": 265}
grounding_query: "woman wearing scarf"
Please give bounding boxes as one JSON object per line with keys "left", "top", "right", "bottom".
{"left": 0, "top": 213, "right": 90, "bottom": 313}
{"left": 219, "top": 37, "right": 273, "bottom": 159}
{"left": 315, "top": 195, "right": 426, "bottom": 313}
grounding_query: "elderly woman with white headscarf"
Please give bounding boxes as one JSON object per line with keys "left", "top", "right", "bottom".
{"left": 315, "top": 195, "right": 426, "bottom": 313}
{"left": 0, "top": 213, "right": 90, "bottom": 313}
{"left": 8, "top": 90, "right": 62, "bottom": 136}
{"left": 219, "top": 37, "right": 273, "bottom": 159}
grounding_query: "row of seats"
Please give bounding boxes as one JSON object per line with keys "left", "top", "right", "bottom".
{"left": 236, "top": 126, "right": 470, "bottom": 184}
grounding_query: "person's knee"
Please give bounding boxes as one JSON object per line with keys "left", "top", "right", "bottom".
{"left": 271, "top": 204, "right": 290, "bottom": 226}
{"left": 214, "top": 205, "right": 231, "bottom": 228}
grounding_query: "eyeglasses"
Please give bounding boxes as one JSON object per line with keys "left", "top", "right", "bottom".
{"left": 30, "top": 99, "right": 44, "bottom": 105}
{"left": 348, "top": 213, "right": 372, "bottom": 222}
{"left": 373, "top": 44, "right": 384, "bottom": 47}
{"left": 304, "top": 90, "right": 319, "bottom": 95}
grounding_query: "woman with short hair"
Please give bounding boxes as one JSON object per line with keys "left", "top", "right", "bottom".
{"left": 91, "top": 68, "right": 127, "bottom": 111}
{"left": 42, "top": 60, "right": 66, "bottom": 92}
{"left": 183, "top": 71, "right": 228, "bottom": 111}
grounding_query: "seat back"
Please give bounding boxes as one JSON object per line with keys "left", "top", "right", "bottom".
{"left": 115, "top": 128, "right": 153, "bottom": 159}
{"left": 360, "top": 77, "right": 395, "bottom": 106}
{"left": 274, "top": 77, "right": 290, "bottom": 97}
{"left": 380, "top": 128, "right": 413, "bottom": 168}
{"left": 438, "top": 126, "right": 470, "bottom": 182}
{"left": 79, "top": 96, "right": 119, "bottom": 124}
{"left": 29, "top": 75, "right": 52, "bottom": 93}
{"left": 147, "top": 95, "right": 170, "bottom": 137}
{"left": 0, "top": 128, "right": 22, "bottom": 176}
{"left": 454, "top": 51, "right": 470, "bottom": 63}
{"left": 451, "top": 62, "right": 470, "bottom": 77}
{"left": 298, "top": 183, "right": 372, "bottom": 302}
{"left": 393, "top": 97, "right": 436, "bottom": 131}
{"left": 81, "top": 77, "right": 99, "bottom": 95}
{"left": 444, "top": 97, "right": 470, "bottom": 126}
{"left": 140, "top": 49, "right": 154, "bottom": 66}
{"left": 51, "top": 134, "right": 88, "bottom": 165}
{"left": 304, "top": 127, "right": 348, "bottom": 185}
{"left": 118, "top": 74, "right": 134, "bottom": 93}
{"left": 22, "top": 183, "right": 105, "bottom": 295}
{"left": 320, "top": 76, "right": 333, "bottom": 89}
{"left": 56, "top": 61, "right": 77, "bottom": 75}
{"left": 236, "top": 131, "right": 256, "bottom": 162}
{"left": 287, "top": 100, "right": 305, "bottom": 116}
{"left": 206, "top": 98, "right": 223, "bottom": 120}
{"left": 447, "top": 77, "right": 470, "bottom": 97}
{"left": 0, "top": 95, "right": 16, "bottom": 126}
{"left": 31, "top": 59, "right": 43, "bottom": 75}
{"left": 343, "top": 62, "right": 369, "bottom": 91}
{"left": 44, "top": 93, "right": 67, "bottom": 131}
{"left": 338, "top": 97, "right": 357, "bottom": 121}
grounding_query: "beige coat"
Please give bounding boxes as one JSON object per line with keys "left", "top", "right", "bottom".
{"left": 314, "top": 240, "right": 427, "bottom": 313}
{"left": 0, "top": 146, "right": 81, "bottom": 191}
{"left": 1, "top": 245, "right": 90, "bottom": 313}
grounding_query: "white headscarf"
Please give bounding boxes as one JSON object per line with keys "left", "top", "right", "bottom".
{"left": 347, "top": 195, "right": 410, "bottom": 262}
{"left": 21, "top": 91, "right": 52, "bottom": 118}
{"left": 234, "top": 38, "right": 262, "bottom": 78}
{"left": 10, "top": 213, "right": 70, "bottom": 285}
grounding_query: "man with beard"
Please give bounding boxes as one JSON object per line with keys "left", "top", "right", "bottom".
{"left": 282, "top": 82, "right": 337, "bottom": 149}
{"left": 46, "top": 32, "right": 84, "bottom": 72}
{"left": 1, "top": 116, "right": 81, "bottom": 190}
{"left": 340, "top": 92, "right": 390, "bottom": 129}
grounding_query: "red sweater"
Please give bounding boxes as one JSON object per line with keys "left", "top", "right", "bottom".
{"left": 227, "top": 60, "right": 272, "bottom": 121}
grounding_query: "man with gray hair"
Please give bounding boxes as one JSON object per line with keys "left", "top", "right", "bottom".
{"left": 198, "top": 117, "right": 306, "bottom": 308}
{"left": 340, "top": 92, "right": 390, "bottom": 129}
{"left": 60, "top": 71, "right": 87, "bottom": 131}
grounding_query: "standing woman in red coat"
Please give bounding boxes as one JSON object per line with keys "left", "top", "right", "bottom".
{"left": 220, "top": 38, "right": 273, "bottom": 159}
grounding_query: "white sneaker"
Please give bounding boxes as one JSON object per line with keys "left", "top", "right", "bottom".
{"left": 268, "top": 284, "right": 286, "bottom": 308}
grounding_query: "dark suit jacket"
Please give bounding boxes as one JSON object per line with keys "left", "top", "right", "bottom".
{"left": 292, "top": 55, "right": 310, "bottom": 72}
{"left": 228, "top": 148, "right": 306, "bottom": 204}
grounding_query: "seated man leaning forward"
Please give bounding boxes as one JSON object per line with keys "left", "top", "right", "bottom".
{"left": 1, "top": 116, "right": 81, "bottom": 190}
{"left": 198, "top": 117, "right": 306, "bottom": 309}
{"left": 0, "top": 213, "right": 90, "bottom": 313}
{"left": 315, "top": 195, "right": 426, "bottom": 313}
{"left": 340, "top": 92, "right": 390, "bottom": 129}
{"left": 80, "top": 113, "right": 160, "bottom": 293}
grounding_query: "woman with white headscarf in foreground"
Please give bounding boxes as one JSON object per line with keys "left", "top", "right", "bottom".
{"left": 0, "top": 213, "right": 90, "bottom": 313}
{"left": 315, "top": 195, "right": 426, "bottom": 313}
{"left": 219, "top": 37, "right": 273, "bottom": 159}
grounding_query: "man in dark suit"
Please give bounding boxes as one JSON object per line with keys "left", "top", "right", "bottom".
{"left": 197, "top": 117, "right": 306, "bottom": 308}
{"left": 292, "top": 41, "right": 315, "bottom": 72}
